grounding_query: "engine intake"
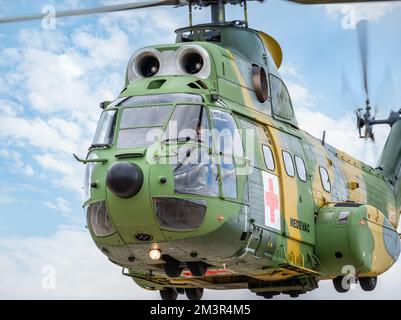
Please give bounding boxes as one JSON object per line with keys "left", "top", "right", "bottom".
{"left": 136, "top": 54, "right": 160, "bottom": 78}
{"left": 177, "top": 45, "right": 210, "bottom": 78}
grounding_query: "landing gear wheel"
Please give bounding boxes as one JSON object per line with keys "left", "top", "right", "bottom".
{"left": 359, "top": 276, "right": 377, "bottom": 291}
{"left": 333, "top": 276, "right": 350, "bottom": 293}
{"left": 262, "top": 293, "right": 274, "bottom": 299}
{"left": 160, "top": 288, "right": 178, "bottom": 300}
{"left": 163, "top": 256, "right": 183, "bottom": 278}
{"left": 289, "top": 293, "right": 299, "bottom": 298}
{"left": 185, "top": 288, "right": 204, "bottom": 300}
{"left": 187, "top": 262, "right": 208, "bottom": 277}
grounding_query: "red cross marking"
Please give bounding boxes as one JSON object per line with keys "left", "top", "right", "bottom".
{"left": 265, "top": 178, "right": 279, "bottom": 223}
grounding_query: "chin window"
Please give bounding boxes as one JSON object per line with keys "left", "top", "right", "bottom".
{"left": 87, "top": 201, "right": 116, "bottom": 237}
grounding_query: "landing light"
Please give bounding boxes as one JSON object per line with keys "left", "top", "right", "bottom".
{"left": 149, "top": 249, "right": 162, "bottom": 260}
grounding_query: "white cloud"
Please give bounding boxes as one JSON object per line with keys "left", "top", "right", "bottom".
{"left": 0, "top": 99, "right": 22, "bottom": 116}
{"left": 0, "top": 228, "right": 149, "bottom": 299}
{"left": 281, "top": 63, "right": 319, "bottom": 109}
{"left": 0, "top": 194, "right": 14, "bottom": 204}
{"left": 43, "top": 197, "right": 72, "bottom": 213}
{"left": 0, "top": 116, "right": 79, "bottom": 154}
{"left": 35, "top": 153, "right": 83, "bottom": 193}
{"left": 0, "top": 148, "right": 35, "bottom": 177}
{"left": 326, "top": 3, "right": 401, "bottom": 29}
{"left": 72, "top": 27, "right": 131, "bottom": 68}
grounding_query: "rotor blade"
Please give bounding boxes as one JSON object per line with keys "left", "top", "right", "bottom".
{"left": 287, "top": 0, "right": 401, "bottom": 4}
{"left": 374, "top": 63, "right": 396, "bottom": 113}
{"left": 356, "top": 19, "right": 369, "bottom": 104}
{"left": 341, "top": 70, "right": 359, "bottom": 108}
{"left": 0, "top": 0, "right": 181, "bottom": 24}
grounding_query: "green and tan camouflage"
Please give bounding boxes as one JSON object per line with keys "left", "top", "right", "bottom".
{"left": 82, "top": 23, "right": 401, "bottom": 299}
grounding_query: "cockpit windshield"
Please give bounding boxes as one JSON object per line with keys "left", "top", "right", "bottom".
{"left": 92, "top": 94, "right": 207, "bottom": 150}
{"left": 120, "top": 93, "right": 202, "bottom": 107}
{"left": 117, "top": 105, "right": 172, "bottom": 149}
{"left": 120, "top": 106, "right": 172, "bottom": 128}
{"left": 163, "top": 105, "right": 209, "bottom": 144}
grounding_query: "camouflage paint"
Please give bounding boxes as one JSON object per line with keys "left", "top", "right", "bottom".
{"left": 84, "top": 24, "right": 400, "bottom": 296}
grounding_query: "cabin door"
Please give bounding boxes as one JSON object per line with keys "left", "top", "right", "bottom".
{"left": 266, "top": 126, "right": 315, "bottom": 248}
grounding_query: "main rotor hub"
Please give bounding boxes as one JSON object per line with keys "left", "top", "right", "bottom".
{"left": 188, "top": 0, "right": 256, "bottom": 25}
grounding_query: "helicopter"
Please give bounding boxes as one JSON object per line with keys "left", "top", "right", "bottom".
{"left": 1, "top": 0, "right": 401, "bottom": 300}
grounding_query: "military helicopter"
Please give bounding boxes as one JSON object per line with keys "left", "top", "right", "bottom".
{"left": 2, "top": 0, "right": 401, "bottom": 300}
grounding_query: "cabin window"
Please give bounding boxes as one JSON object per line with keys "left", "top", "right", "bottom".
{"left": 210, "top": 109, "right": 244, "bottom": 157}
{"left": 295, "top": 155, "right": 307, "bottom": 182}
{"left": 262, "top": 145, "right": 275, "bottom": 171}
{"left": 319, "top": 167, "right": 331, "bottom": 193}
{"left": 92, "top": 110, "right": 117, "bottom": 146}
{"left": 282, "top": 151, "right": 295, "bottom": 177}
{"left": 269, "top": 74, "right": 294, "bottom": 121}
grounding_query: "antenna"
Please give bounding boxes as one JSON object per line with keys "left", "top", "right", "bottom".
{"left": 244, "top": 0, "right": 249, "bottom": 27}
{"left": 321, "top": 130, "right": 326, "bottom": 146}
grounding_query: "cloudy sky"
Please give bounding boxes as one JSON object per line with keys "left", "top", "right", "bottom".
{"left": 0, "top": 0, "right": 400, "bottom": 300}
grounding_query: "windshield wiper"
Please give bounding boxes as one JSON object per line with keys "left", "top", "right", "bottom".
{"left": 162, "top": 136, "right": 203, "bottom": 144}
{"left": 176, "top": 136, "right": 192, "bottom": 143}
{"left": 177, "top": 136, "right": 204, "bottom": 143}
{"left": 89, "top": 143, "right": 111, "bottom": 150}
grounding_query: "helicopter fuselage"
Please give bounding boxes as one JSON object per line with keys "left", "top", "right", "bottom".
{"left": 83, "top": 24, "right": 400, "bottom": 298}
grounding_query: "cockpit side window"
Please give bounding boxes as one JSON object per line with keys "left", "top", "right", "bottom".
{"left": 269, "top": 74, "right": 294, "bottom": 121}
{"left": 170, "top": 105, "right": 218, "bottom": 197}
{"left": 210, "top": 109, "right": 244, "bottom": 157}
{"left": 210, "top": 109, "right": 244, "bottom": 199}
{"left": 92, "top": 110, "right": 118, "bottom": 146}
{"left": 173, "top": 146, "right": 219, "bottom": 197}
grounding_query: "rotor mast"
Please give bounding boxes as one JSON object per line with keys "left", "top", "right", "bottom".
{"left": 211, "top": 0, "right": 226, "bottom": 24}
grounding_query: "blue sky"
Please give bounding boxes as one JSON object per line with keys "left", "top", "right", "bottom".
{"left": 0, "top": 0, "right": 400, "bottom": 299}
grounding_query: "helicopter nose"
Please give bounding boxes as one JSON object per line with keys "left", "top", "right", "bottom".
{"left": 106, "top": 162, "right": 144, "bottom": 198}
